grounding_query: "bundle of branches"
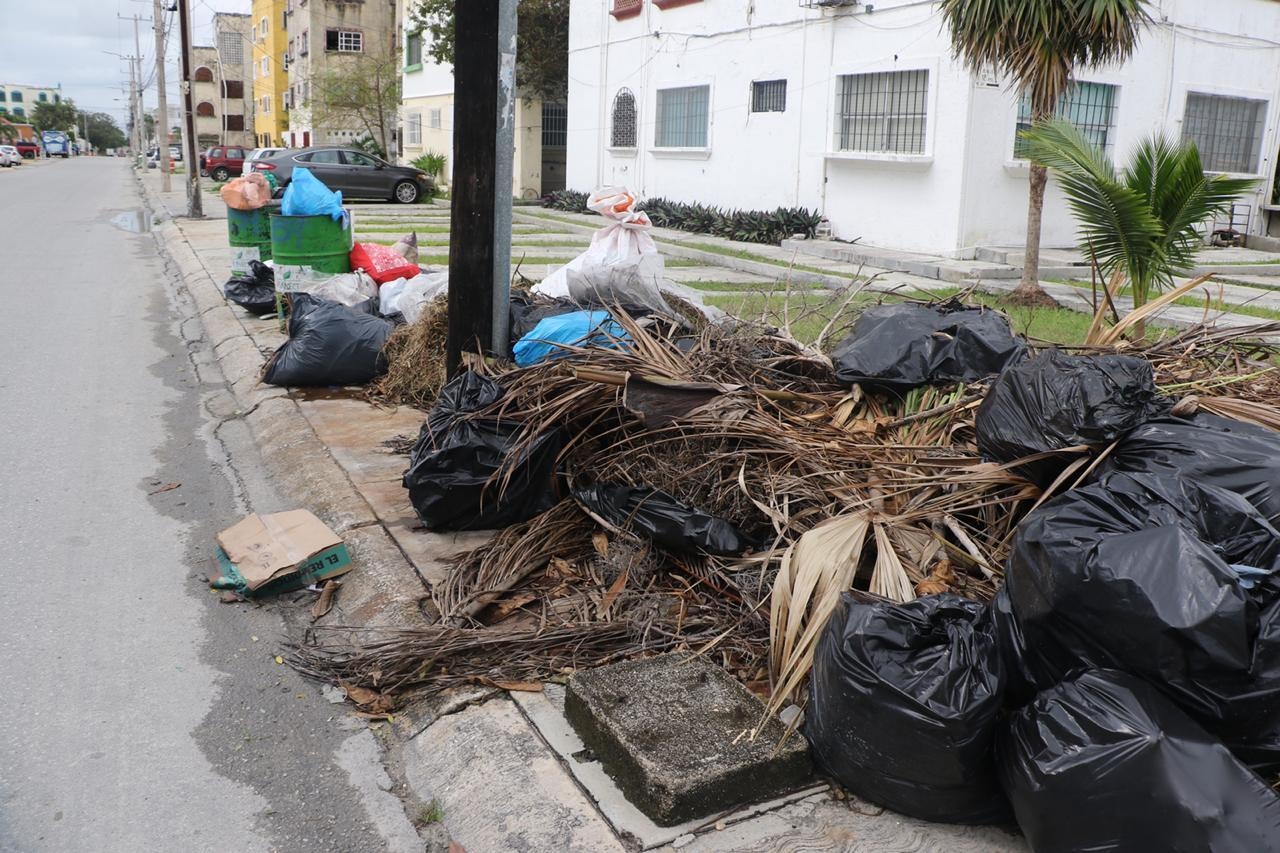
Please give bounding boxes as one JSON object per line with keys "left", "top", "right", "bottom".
{"left": 373, "top": 296, "right": 449, "bottom": 408}
{"left": 1081, "top": 321, "right": 1280, "bottom": 430}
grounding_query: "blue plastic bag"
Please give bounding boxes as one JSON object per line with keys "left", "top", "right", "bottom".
{"left": 281, "top": 166, "right": 344, "bottom": 221}
{"left": 513, "top": 310, "right": 629, "bottom": 367}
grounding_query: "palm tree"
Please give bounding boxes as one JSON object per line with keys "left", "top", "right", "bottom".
{"left": 1022, "top": 118, "right": 1255, "bottom": 335}
{"left": 938, "top": 0, "right": 1152, "bottom": 306}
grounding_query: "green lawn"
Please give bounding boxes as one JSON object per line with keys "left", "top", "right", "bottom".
{"left": 683, "top": 280, "right": 827, "bottom": 292}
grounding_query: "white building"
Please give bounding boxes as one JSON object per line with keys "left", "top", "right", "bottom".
{"left": 567, "top": 0, "right": 1280, "bottom": 255}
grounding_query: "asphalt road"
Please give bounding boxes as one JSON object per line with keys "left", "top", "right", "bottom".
{"left": 0, "top": 158, "right": 416, "bottom": 852}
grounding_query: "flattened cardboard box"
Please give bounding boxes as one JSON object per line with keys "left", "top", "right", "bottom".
{"left": 212, "top": 510, "right": 353, "bottom": 597}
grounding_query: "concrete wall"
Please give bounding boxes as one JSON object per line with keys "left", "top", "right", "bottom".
{"left": 568, "top": 0, "right": 1280, "bottom": 255}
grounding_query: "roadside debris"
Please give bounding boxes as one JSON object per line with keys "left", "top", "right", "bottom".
{"left": 265, "top": 187, "right": 1280, "bottom": 836}
{"left": 262, "top": 293, "right": 393, "bottom": 387}
{"left": 223, "top": 260, "right": 277, "bottom": 316}
{"left": 281, "top": 166, "right": 344, "bottom": 220}
{"left": 350, "top": 242, "right": 420, "bottom": 285}
{"left": 220, "top": 173, "right": 272, "bottom": 211}
{"left": 210, "top": 510, "right": 352, "bottom": 598}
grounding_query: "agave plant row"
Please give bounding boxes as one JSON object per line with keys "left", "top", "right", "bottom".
{"left": 540, "top": 189, "right": 822, "bottom": 246}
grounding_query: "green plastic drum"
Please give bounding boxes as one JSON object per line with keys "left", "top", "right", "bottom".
{"left": 226, "top": 204, "right": 275, "bottom": 272}
{"left": 270, "top": 212, "right": 353, "bottom": 277}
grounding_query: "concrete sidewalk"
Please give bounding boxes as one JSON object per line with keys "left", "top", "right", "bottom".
{"left": 137, "top": 169, "right": 1029, "bottom": 852}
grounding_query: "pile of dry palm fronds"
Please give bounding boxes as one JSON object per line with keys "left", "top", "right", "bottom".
{"left": 372, "top": 295, "right": 449, "bottom": 408}
{"left": 294, "top": 297, "right": 1280, "bottom": 711}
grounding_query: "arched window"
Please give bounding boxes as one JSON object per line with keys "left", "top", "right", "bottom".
{"left": 196, "top": 101, "right": 215, "bottom": 118}
{"left": 194, "top": 66, "right": 214, "bottom": 83}
{"left": 610, "top": 88, "right": 637, "bottom": 149}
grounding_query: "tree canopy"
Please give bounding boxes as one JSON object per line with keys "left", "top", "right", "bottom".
{"left": 410, "top": 0, "right": 569, "bottom": 101}
{"left": 309, "top": 46, "right": 402, "bottom": 159}
{"left": 80, "top": 112, "right": 127, "bottom": 150}
{"left": 30, "top": 99, "right": 79, "bottom": 134}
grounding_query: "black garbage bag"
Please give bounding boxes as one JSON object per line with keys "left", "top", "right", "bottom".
{"left": 1006, "top": 468, "right": 1280, "bottom": 773}
{"left": 403, "top": 371, "right": 561, "bottom": 531}
{"left": 805, "top": 593, "right": 1011, "bottom": 824}
{"left": 573, "top": 483, "right": 751, "bottom": 556}
{"left": 1098, "top": 412, "right": 1280, "bottom": 525}
{"left": 999, "top": 669, "right": 1280, "bottom": 853}
{"left": 975, "top": 350, "right": 1167, "bottom": 487}
{"left": 224, "top": 260, "right": 276, "bottom": 316}
{"left": 831, "top": 301, "right": 1024, "bottom": 391}
{"left": 985, "top": 585, "right": 1039, "bottom": 708}
{"left": 262, "top": 294, "right": 393, "bottom": 387}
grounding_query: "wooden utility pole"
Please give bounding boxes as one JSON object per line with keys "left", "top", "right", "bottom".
{"left": 153, "top": 0, "right": 171, "bottom": 190}
{"left": 177, "top": 0, "right": 202, "bottom": 217}
{"left": 446, "top": 0, "right": 517, "bottom": 376}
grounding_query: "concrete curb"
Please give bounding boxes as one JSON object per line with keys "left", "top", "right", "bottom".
{"left": 137, "top": 175, "right": 430, "bottom": 633}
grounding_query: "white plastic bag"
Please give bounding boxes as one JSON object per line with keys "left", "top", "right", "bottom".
{"left": 396, "top": 272, "right": 449, "bottom": 325}
{"left": 535, "top": 187, "right": 659, "bottom": 300}
{"left": 278, "top": 268, "right": 378, "bottom": 306}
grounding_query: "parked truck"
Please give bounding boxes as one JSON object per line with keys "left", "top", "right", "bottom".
{"left": 42, "top": 130, "right": 70, "bottom": 158}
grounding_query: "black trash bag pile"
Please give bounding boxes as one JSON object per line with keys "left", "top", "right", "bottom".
{"left": 224, "top": 260, "right": 277, "bottom": 316}
{"left": 1098, "top": 412, "right": 1280, "bottom": 525}
{"left": 1004, "top": 467, "right": 1280, "bottom": 772}
{"left": 403, "top": 371, "right": 562, "bottom": 531}
{"left": 573, "top": 483, "right": 753, "bottom": 557}
{"left": 976, "top": 350, "right": 1168, "bottom": 487}
{"left": 999, "top": 669, "right": 1280, "bottom": 853}
{"left": 262, "top": 293, "right": 394, "bottom": 387}
{"left": 831, "top": 301, "right": 1025, "bottom": 391}
{"left": 806, "top": 594, "right": 1011, "bottom": 825}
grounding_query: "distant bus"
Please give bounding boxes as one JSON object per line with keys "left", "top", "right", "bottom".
{"left": 42, "top": 130, "right": 70, "bottom": 158}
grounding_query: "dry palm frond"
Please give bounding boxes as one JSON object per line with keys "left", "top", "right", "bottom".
{"left": 1089, "top": 274, "right": 1216, "bottom": 346}
{"left": 373, "top": 295, "right": 449, "bottom": 408}
{"left": 1180, "top": 395, "right": 1280, "bottom": 433}
{"left": 432, "top": 501, "right": 595, "bottom": 625}
{"left": 766, "top": 512, "right": 870, "bottom": 721}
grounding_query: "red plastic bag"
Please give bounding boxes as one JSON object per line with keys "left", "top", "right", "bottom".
{"left": 350, "top": 242, "right": 419, "bottom": 285}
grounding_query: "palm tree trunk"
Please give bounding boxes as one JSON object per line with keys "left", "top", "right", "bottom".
{"left": 1011, "top": 163, "right": 1056, "bottom": 306}
{"left": 1011, "top": 97, "right": 1057, "bottom": 308}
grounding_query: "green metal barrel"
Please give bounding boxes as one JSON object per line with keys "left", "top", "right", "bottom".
{"left": 269, "top": 212, "right": 353, "bottom": 278}
{"left": 226, "top": 204, "right": 275, "bottom": 272}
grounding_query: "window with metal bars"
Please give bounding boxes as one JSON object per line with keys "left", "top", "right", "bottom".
{"left": 610, "top": 89, "right": 637, "bottom": 148}
{"left": 751, "top": 80, "right": 787, "bottom": 113}
{"left": 1182, "top": 93, "right": 1267, "bottom": 174}
{"left": 542, "top": 102, "right": 567, "bottom": 147}
{"left": 655, "top": 85, "right": 710, "bottom": 148}
{"left": 429, "top": 108, "right": 442, "bottom": 129}
{"left": 1014, "top": 81, "right": 1117, "bottom": 158}
{"left": 407, "top": 113, "right": 421, "bottom": 145}
{"left": 834, "top": 70, "right": 928, "bottom": 155}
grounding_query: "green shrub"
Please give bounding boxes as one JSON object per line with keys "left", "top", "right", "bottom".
{"left": 412, "top": 150, "right": 448, "bottom": 178}
{"left": 636, "top": 197, "right": 821, "bottom": 245}
{"left": 542, "top": 189, "right": 590, "bottom": 212}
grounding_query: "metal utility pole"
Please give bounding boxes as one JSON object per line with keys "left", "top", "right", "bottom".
{"left": 177, "top": 0, "right": 202, "bottom": 217}
{"left": 152, "top": 0, "right": 171, "bottom": 189}
{"left": 446, "top": 0, "right": 517, "bottom": 376}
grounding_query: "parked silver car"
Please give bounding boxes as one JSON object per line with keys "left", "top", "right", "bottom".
{"left": 251, "top": 147, "right": 434, "bottom": 203}
{"left": 0, "top": 145, "right": 21, "bottom": 167}
{"left": 242, "top": 147, "right": 285, "bottom": 176}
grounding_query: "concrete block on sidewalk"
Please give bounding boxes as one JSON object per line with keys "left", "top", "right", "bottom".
{"left": 404, "top": 698, "right": 626, "bottom": 853}
{"left": 565, "top": 654, "right": 813, "bottom": 826}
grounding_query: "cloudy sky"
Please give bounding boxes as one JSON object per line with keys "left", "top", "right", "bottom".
{"left": 1, "top": 0, "right": 249, "bottom": 128}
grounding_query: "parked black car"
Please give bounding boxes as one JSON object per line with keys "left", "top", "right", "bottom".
{"left": 251, "top": 147, "right": 435, "bottom": 204}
